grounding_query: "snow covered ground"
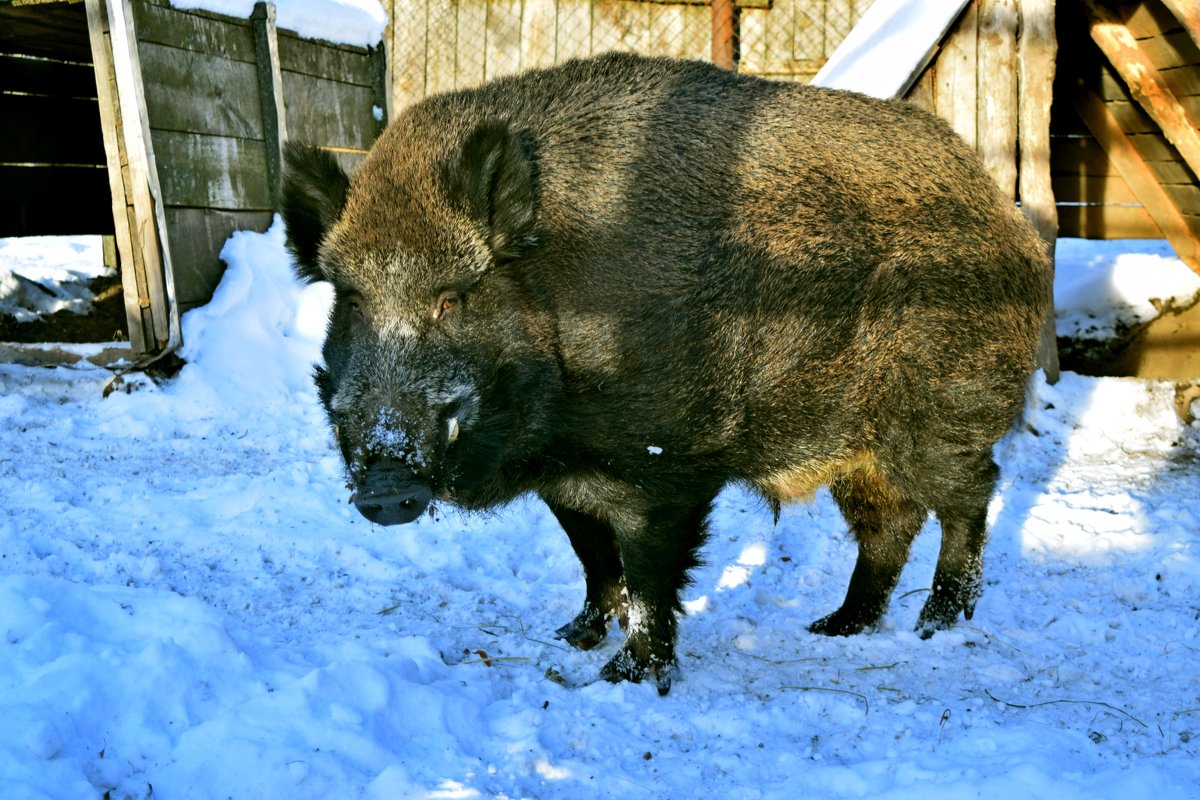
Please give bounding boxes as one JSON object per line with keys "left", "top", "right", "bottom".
{"left": 2, "top": 223, "right": 1199, "bottom": 798}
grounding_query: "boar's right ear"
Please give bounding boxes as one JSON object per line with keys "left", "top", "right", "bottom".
{"left": 280, "top": 142, "right": 350, "bottom": 283}
{"left": 448, "top": 121, "right": 538, "bottom": 262}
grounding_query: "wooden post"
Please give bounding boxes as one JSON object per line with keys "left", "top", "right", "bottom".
{"left": 251, "top": 2, "right": 288, "bottom": 207}
{"left": 711, "top": 0, "right": 734, "bottom": 69}
{"left": 1017, "top": 0, "right": 1059, "bottom": 382}
{"left": 1082, "top": 0, "right": 1200, "bottom": 183}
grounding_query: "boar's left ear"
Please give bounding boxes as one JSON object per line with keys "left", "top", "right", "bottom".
{"left": 280, "top": 142, "right": 350, "bottom": 283}
{"left": 449, "top": 121, "right": 538, "bottom": 262}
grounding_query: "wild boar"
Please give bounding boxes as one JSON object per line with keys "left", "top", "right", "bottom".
{"left": 280, "top": 52, "right": 1050, "bottom": 694}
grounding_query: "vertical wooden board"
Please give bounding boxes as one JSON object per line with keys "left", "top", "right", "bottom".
{"left": 648, "top": 4, "right": 685, "bottom": 58}
{"left": 456, "top": 0, "right": 488, "bottom": 87}
{"left": 389, "top": 0, "right": 428, "bottom": 110}
{"left": 905, "top": 61, "right": 936, "bottom": 112}
{"left": 679, "top": 5, "right": 711, "bottom": 61}
{"left": 426, "top": 0, "right": 458, "bottom": 94}
{"left": 822, "top": 0, "right": 855, "bottom": 47}
{"left": 485, "top": 0, "right": 523, "bottom": 80}
{"left": 741, "top": 0, "right": 797, "bottom": 76}
{"left": 738, "top": 8, "right": 770, "bottom": 73}
{"left": 977, "top": 0, "right": 1018, "bottom": 198}
{"left": 591, "top": 0, "right": 648, "bottom": 55}
{"left": 935, "top": 1, "right": 977, "bottom": 148}
{"left": 556, "top": 0, "right": 592, "bottom": 62}
{"left": 523, "top": 0, "right": 558, "bottom": 68}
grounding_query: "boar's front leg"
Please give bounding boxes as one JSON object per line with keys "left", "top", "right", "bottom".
{"left": 544, "top": 501, "right": 628, "bottom": 651}
{"left": 596, "top": 495, "right": 714, "bottom": 696}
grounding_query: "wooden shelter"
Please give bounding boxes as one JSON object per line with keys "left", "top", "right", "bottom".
{"left": 1, "top": 0, "right": 386, "bottom": 356}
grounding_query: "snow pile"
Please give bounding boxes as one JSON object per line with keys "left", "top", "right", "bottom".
{"left": 0, "top": 235, "right": 111, "bottom": 322}
{"left": 169, "top": 0, "right": 387, "bottom": 47}
{"left": 1, "top": 222, "right": 1199, "bottom": 797}
{"left": 1055, "top": 238, "right": 1200, "bottom": 340}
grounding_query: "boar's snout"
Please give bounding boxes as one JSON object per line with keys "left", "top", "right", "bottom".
{"left": 352, "top": 458, "right": 433, "bottom": 525}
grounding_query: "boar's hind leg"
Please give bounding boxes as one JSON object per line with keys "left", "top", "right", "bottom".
{"left": 809, "top": 470, "right": 926, "bottom": 637}
{"left": 545, "top": 502, "right": 628, "bottom": 651}
{"left": 915, "top": 455, "right": 999, "bottom": 638}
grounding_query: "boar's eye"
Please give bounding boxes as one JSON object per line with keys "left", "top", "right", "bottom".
{"left": 434, "top": 290, "right": 464, "bottom": 321}
{"left": 346, "top": 294, "right": 368, "bottom": 323}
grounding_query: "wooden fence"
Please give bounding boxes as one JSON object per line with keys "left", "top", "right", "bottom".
{"left": 385, "top": 0, "right": 869, "bottom": 110}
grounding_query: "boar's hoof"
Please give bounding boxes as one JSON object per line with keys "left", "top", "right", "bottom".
{"left": 915, "top": 585, "right": 977, "bottom": 639}
{"left": 807, "top": 609, "right": 873, "bottom": 638}
{"left": 353, "top": 481, "right": 433, "bottom": 526}
{"left": 554, "top": 607, "right": 609, "bottom": 651}
{"left": 599, "top": 648, "right": 679, "bottom": 696}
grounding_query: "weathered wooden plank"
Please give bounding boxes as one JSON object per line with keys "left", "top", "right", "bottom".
{"left": 977, "top": 0, "right": 1018, "bottom": 199}
{"left": 1052, "top": 171, "right": 1142, "bottom": 204}
{"left": 457, "top": 0, "right": 489, "bottom": 86}
{"left": 0, "top": 53, "right": 98, "bottom": 97}
{"left": 1105, "top": 99, "right": 1159, "bottom": 134}
{"left": 1159, "top": 0, "right": 1200, "bottom": 50}
{"left": 1073, "top": 84, "right": 1200, "bottom": 271}
{"left": 648, "top": 3, "right": 706, "bottom": 60}
{"left": 556, "top": 0, "right": 593, "bottom": 63}
{"left": 1120, "top": 0, "right": 1182, "bottom": 41}
{"left": 522, "top": 0, "right": 558, "bottom": 69}
{"left": 592, "top": 0, "right": 649, "bottom": 55}
{"left": 150, "top": 131, "right": 272, "bottom": 211}
{"left": 1160, "top": 64, "right": 1200, "bottom": 98}
{"left": 1017, "top": 0, "right": 1059, "bottom": 381}
{"left": 0, "top": 95, "right": 106, "bottom": 164}
{"left": 1057, "top": 202, "right": 1163, "bottom": 239}
{"left": 486, "top": 0, "right": 523, "bottom": 79}
{"left": 1129, "top": 131, "right": 1185, "bottom": 163}
{"left": 138, "top": 40, "right": 263, "bottom": 138}
{"left": 936, "top": 1, "right": 978, "bottom": 148}
{"left": 282, "top": 71, "right": 377, "bottom": 149}
{"left": 0, "top": 166, "right": 114, "bottom": 237}
{"left": 277, "top": 30, "right": 374, "bottom": 84}
{"left": 0, "top": 1, "right": 93, "bottom": 61}
{"left": 389, "top": 0, "right": 428, "bottom": 109}
{"left": 905, "top": 61, "right": 937, "bottom": 113}
{"left": 1134, "top": 30, "right": 1200, "bottom": 70}
{"left": 164, "top": 208, "right": 273, "bottom": 309}
{"left": 1167, "top": 183, "right": 1200, "bottom": 215}
{"left": 131, "top": 0, "right": 257, "bottom": 62}
{"left": 425, "top": 0, "right": 458, "bottom": 95}
{"left": 1085, "top": 0, "right": 1200, "bottom": 188}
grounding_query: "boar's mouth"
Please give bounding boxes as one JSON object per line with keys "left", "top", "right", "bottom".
{"left": 351, "top": 457, "right": 434, "bottom": 525}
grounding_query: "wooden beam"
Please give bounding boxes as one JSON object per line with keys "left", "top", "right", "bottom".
{"left": 1159, "top": 0, "right": 1200, "bottom": 50}
{"left": 1083, "top": 0, "right": 1200, "bottom": 186}
{"left": 1017, "top": 0, "right": 1059, "bottom": 382}
{"left": 1073, "top": 83, "right": 1200, "bottom": 273}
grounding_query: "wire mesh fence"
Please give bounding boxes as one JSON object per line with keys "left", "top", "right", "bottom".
{"left": 388, "top": 0, "right": 869, "bottom": 108}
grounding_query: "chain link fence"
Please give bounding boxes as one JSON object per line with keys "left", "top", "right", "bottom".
{"left": 388, "top": 0, "right": 868, "bottom": 109}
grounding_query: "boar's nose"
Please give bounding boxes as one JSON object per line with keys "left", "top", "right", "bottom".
{"left": 353, "top": 459, "right": 433, "bottom": 525}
